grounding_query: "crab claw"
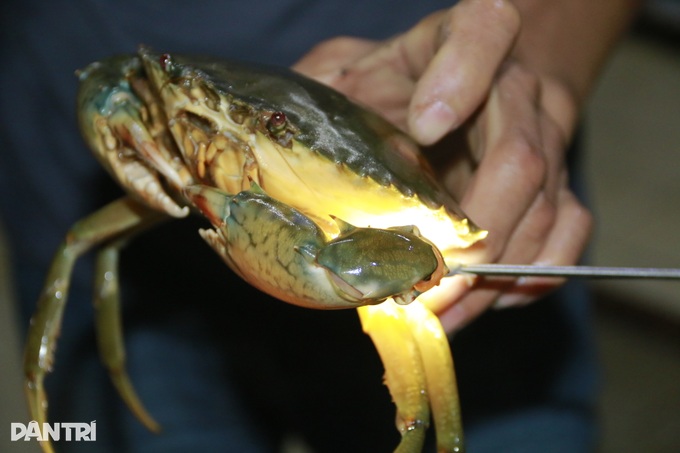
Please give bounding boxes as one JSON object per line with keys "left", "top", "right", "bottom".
{"left": 317, "top": 224, "right": 447, "bottom": 304}
{"left": 78, "top": 56, "right": 191, "bottom": 219}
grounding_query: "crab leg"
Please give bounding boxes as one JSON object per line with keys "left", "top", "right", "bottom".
{"left": 359, "top": 300, "right": 465, "bottom": 453}
{"left": 93, "top": 242, "right": 161, "bottom": 432}
{"left": 403, "top": 301, "right": 464, "bottom": 453}
{"left": 24, "top": 197, "right": 165, "bottom": 453}
{"left": 357, "top": 303, "right": 430, "bottom": 453}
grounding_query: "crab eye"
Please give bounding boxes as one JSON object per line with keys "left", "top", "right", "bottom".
{"left": 266, "top": 111, "right": 287, "bottom": 134}
{"left": 159, "top": 53, "right": 173, "bottom": 71}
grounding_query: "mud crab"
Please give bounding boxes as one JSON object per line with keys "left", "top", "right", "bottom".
{"left": 24, "top": 46, "right": 488, "bottom": 453}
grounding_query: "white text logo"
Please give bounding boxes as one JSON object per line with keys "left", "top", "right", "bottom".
{"left": 11, "top": 421, "right": 96, "bottom": 442}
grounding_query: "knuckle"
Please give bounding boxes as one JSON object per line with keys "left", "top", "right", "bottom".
{"left": 327, "top": 36, "right": 364, "bottom": 50}
{"left": 505, "top": 133, "right": 548, "bottom": 192}
{"left": 514, "top": 192, "right": 558, "bottom": 247}
{"left": 531, "top": 193, "right": 559, "bottom": 234}
{"left": 569, "top": 196, "right": 594, "bottom": 238}
{"left": 502, "top": 64, "right": 542, "bottom": 100}
{"left": 475, "top": 0, "right": 521, "bottom": 36}
{"left": 516, "top": 66, "right": 541, "bottom": 93}
{"left": 495, "top": 0, "right": 522, "bottom": 34}
{"left": 304, "top": 36, "right": 363, "bottom": 57}
{"left": 455, "top": 0, "right": 521, "bottom": 43}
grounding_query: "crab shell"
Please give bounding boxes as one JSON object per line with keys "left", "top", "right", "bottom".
{"left": 77, "top": 47, "right": 487, "bottom": 310}
{"left": 89, "top": 48, "right": 483, "bottom": 245}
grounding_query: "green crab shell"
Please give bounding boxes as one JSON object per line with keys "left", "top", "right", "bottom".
{"left": 146, "top": 48, "right": 486, "bottom": 254}
{"left": 141, "top": 49, "right": 439, "bottom": 203}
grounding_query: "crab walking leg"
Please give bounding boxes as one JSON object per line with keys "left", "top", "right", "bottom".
{"left": 93, "top": 244, "right": 161, "bottom": 432}
{"left": 357, "top": 303, "right": 430, "bottom": 453}
{"left": 24, "top": 197, "right": 165, "bottom": 453}
{"left": 403, "top": 301, "right": 464, "bottom": 453}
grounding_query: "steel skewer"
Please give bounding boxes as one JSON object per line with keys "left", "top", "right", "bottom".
{"left": 446, "top": 264, "right": 680, "bottom": 280}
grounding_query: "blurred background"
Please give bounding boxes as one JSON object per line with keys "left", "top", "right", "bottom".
{"left": 582, "top": 7, "right": 680, "bottom": 450}
{"left": 1, "top": 6, "right": 679, "bottom": 453}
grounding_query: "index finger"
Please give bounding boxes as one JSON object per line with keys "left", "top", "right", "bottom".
{"left": 399, "top": 0, "right": 521, "bottom": 144}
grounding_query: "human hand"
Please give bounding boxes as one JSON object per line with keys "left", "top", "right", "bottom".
{"left": 293, "top": 0, "right": 593, "bottom": 332}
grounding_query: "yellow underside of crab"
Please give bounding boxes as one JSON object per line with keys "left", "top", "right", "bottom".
{"left": 250, "top": 133, "right": 485, "bottom": 250}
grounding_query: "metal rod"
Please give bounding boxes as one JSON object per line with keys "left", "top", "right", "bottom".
{"left": 446, "top": 264, "right": 680, "bottom": 280}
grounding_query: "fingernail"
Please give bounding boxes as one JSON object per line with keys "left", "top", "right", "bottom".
{"left": 493, "top": 277, "right": 532, "bottom": 309}
{"left": 411, "top": 101, "right": 457, "bottom": 145}
{"left": 313, "top": 70, "right": 340, "bottom": 86}
{"left": 493, "top": 277, "right": 541, "bottom": 309}
{"left": 493, "top": 293, "right": 530, "bottom": 309}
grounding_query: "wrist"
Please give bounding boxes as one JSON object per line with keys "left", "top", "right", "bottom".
{"left": 509, "top": 0, "right": 642, "bottom": 105}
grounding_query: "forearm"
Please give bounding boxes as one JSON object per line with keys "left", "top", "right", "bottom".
{"left": 511, "top": 0, "right": 642, "bottom": 105}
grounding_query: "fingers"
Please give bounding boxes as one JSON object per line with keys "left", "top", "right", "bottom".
{"left": 500, "top": 191, "right": 558, "bottom": 264}
{"left": 404, "top": 0, "right": 521, "bottom": 144}
{"left": 293, "top": 0, "right": 521, "bottom": 141}
{"left": 494, "top": 190, "right": 593, "bottom": 308}
{"left": 459, "top": 64, "right": 561, "bottom": 261}
{"left": 436, "top": 63, "right": 587, "bottom": 332}
{"left": 292, "top": 36, "right": 378, "bottom": 80}
{"left": 293, "top": 36, "right": 417, "bottom": 128}
{"left": 439, "top": 188, "right": 592, "bottom": 332}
